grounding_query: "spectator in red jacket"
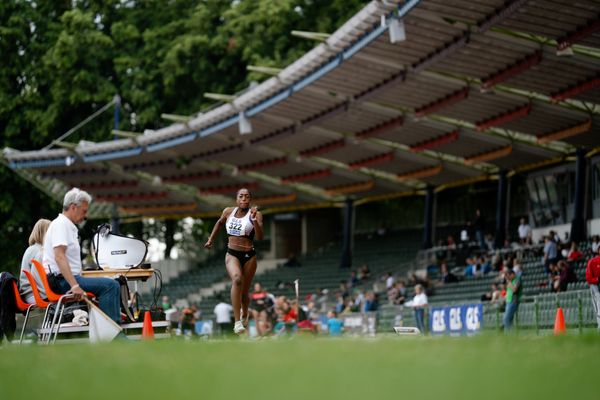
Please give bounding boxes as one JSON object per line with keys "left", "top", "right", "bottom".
{"left": 585, "top": 245, "right": 600, "bottom": 330}
{"left": 567, "top": 242, "right": 584, "bottom": 262}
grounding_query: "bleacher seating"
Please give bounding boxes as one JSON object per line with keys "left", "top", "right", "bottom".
{"left": 378, "top": 240, "right": 598, "bottom": 333}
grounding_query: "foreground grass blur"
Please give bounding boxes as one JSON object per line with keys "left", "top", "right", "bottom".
{"left": 1, "top": 334, "right": 599, "bottom": 400}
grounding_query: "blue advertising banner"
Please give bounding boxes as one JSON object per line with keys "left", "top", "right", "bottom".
{"left": 430, "top": 303, "right": 483, "bottom": 335}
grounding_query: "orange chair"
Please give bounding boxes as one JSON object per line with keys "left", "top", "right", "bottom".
{"left": 30, "top": 260, "right": 95, "bottom": 344}
{"left": 22, "top": 269, "right": 52, "bottom": 342}
{"left": 11, "top": 280, "right": 35, "bottom": 344}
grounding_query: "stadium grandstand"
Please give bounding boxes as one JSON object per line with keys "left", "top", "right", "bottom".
{"left": 2, "top": 0, "right": 600, "bottom": 340}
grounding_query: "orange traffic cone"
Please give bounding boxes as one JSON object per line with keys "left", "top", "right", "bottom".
{"left": 142, "top": 311, "right": 154, "bottom": 340}
{"left": 553, "top": 307, "right": 566, "bottom": 335}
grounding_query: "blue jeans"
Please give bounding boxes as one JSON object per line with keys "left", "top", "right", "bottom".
{"left": 57, "top": 276, "right": 121, "bottom": 323}
{"left": 415, "top": 308, "right": 426, "bottom": 334}
{"left": 503, "top": 301, "right": 519, "bottom": 331}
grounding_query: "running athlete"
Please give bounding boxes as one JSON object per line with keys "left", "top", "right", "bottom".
{"left": 204, "top": 188, "right": 264, "bottom": 334}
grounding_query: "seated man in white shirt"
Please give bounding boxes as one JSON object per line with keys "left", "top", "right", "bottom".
{"left": 43, "top": 188, "right": 121, "bottom": 323}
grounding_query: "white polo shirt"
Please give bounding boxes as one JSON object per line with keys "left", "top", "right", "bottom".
{"left": 214, "top": 302, "right": 233, "bottom": 323}
{"left": 43, "top": 213, "right": 82, "bottom": 275}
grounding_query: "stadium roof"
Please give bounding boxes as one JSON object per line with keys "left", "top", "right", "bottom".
{"left": 3, "top": 0, "right": 600, "bottom": 219}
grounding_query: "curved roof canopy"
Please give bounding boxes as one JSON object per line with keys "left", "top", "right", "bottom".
{"left": 3, "top": 0, "right": 600, "bottom": 218}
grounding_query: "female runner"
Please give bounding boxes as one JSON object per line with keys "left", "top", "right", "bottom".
{"left": 204, "top": 188, "right": 263, "bottom": 334}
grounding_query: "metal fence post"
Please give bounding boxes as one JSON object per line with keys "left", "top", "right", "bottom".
{"left": 534, "top": 298, "right": 539, "bottom": 335}
{"left": 578, "top": 293, "right": 583, "bottom": 335}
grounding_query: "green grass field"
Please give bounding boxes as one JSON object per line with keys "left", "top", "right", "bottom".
{"left": 1, "top": 334, "right": 599, "bottom": 400}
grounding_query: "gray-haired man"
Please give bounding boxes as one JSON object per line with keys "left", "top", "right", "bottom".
{"left": 42, "top": 188, "right": 121, "bottom": 323}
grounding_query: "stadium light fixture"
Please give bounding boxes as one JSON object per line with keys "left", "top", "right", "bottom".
{"left": 388, "top": 18, "right": 406, "bottom": 44}
{"left": 239, "top": 111, "right": 252, "bottom": 135}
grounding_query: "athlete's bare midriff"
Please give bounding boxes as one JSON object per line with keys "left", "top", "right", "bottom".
{"left": 228, "top": 236, "right": 253, "bottom": 252}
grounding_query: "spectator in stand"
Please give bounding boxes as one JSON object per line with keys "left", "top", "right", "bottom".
{"left": 282, "top": 253, "right": 301, "bottom": 268}
{"left": 406, "top": 284, "right": 428, "bottom": 334}
{"left": 567, "top": 242, "right": 584, "bottom": 262}
{"left": 384, "top": 272, "right": 395, "bottom": 291}
{"left": 364, "top": 291, "right": 379, "bottom": 312}
{"left": 592, "top": 235, "right": 600, "bottom": 255}
{"left": 484, "top": 234, "right": 495, "bottom": 252}
{"left": 387, "top": 282, "right": 400, "bottom": 304}
{"left": 161, "top": 295, "right": 172, "bottom": 311}
{"left": 585, "top": 244, "right": 600, "bottom": 330}
{"left": 481, "top": 283, "right": 500, "bottom": 302}
{"left": 503, "top": 269, "right": 521, "bottom": 332}
{"left": 513, "top": 259, "right": 523, "bottom": 277}
{"left": 440, "top": 262, "right": 458, "bottom": 284}
{"left": 558, "top": 260, "right": 577, "bottom": 292}
{"left": 327, "top": 310, "right": 344, "bottom": 337}
{"left": 348, "top": 271, "right": 359, "bottom": 288}
{"left": 316, "top": 288, "right": 329, "bottom": 313}
{"left": 339, "top": 281, "right": 350, "bottom": 299}
{"left": 214, "top": 294, "right": 234, "bottom": 336}
{"left": 518, "top": 218, "right": 532, "bottom": 245}
{"left": 358, "top": 264, "right": 371, "bottom": 281}
{"left": 473, "top": 209, "right": 486, "bottom": 250}
{"left": 543, "top": 235, "right": 558, "bottom": 273}
{"left": 549, "top": 230, "right": 562, "bottom": 244}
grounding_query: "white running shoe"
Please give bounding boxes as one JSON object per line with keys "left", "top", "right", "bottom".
{"left": 233, "top": 321, "right": 245, "bottom": 334}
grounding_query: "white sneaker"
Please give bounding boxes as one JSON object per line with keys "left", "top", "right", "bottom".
{"left": 234, "top": 321, "right": 245, "bottom": 334}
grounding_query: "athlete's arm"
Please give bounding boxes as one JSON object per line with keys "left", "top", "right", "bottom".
{"left": 250, "top": 207, "right": 264, "bottom": 240}
{"left": 204, "top": 208, "right": 231, "bottom": 248}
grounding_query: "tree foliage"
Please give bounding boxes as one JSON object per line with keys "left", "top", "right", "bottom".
{"left": 0, "top": 0, "right": 369, "bottom": 273}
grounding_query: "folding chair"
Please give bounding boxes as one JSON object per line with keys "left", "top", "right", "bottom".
{"left": 22, "top": 269, "right": 51, "bottom": 342}
{"left": 30, "top": 260, "right": 94, "bottom": 344}
{"left": 10, "top": 281, "right": 35, "bottom": 344}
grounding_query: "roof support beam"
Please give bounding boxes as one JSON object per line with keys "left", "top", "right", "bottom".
{"left": 348, "top": 152, "right": 394, "bottom": 170}
{"left": 410, "top": 130, "right": 459, "bottom": 152}
{"left": 355, "top": 116, "right": 403, "bottom": 139}
{"left": 397, "top": 164, "right": 443, "bottom": 181}
{"left": 551, "top": 76, "right": 600, "bottom": 103}
{"left": 537, "top": 119, "right": 592, "bottom": 144}
{"left": 481, "top": 51, "right": 542, "bottom": 90}
{"left": 476, "top": 104, "right": 531, "bottom": 132}
{"left": 465, "top": 145, "right": 512, "bottom": 165}
{"left": 475, "top": 0, "right": 529, "bottom": 33}
{"left": 415, "top": 87, "right": 469, "bottom": 117}
{"left": 557, "top": 18, "right": 600, "bottom": 51}
{"left": 281, "top": 169, "right": 331, "bottom": 183}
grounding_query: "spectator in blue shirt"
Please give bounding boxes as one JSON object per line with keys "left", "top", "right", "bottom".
{"left": 327, "top": 310, "right": 343, "bottom": 336}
